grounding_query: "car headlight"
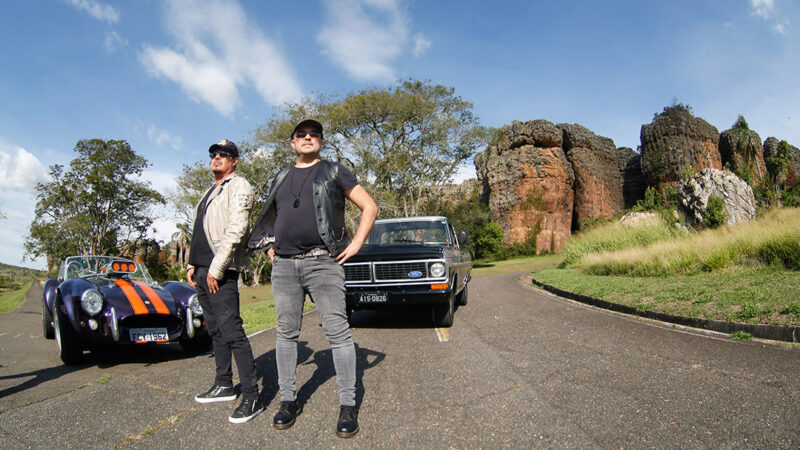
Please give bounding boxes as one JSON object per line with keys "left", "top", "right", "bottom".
{"left": 429, "top": 262, "right": 446, "bottom": 278}
{"left": 188, "top": 293, "right": 203, "bottom": 315}
{"left": 81, "top": 290, "right": 103, "bottom": 315}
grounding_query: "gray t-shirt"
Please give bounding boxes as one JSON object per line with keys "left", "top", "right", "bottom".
{"left": 273, "top": 162, "right": 358, "bottom": 256}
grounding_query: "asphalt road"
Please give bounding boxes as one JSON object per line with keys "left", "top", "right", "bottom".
{"left": 1, "top": 273, "right": 798, "bottom": 448}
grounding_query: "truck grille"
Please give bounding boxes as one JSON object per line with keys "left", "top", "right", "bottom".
{"left": 344, "top": 263, "right": 371, "bottom": 282}
{"left": 344, "top": 259, "right": 447, "bottom": 285}
{"left": 374, "top": 262, "right": 427, "bottom": 281}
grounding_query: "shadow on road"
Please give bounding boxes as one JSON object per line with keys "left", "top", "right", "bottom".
{"left": 0, "top": 364, "right": 82, "bottom": 399}
{"left": 348, "top": 306, "right": 463, "bottom": 329}
{"left": 253, "top": 341, "right": 385, "bottom": 411}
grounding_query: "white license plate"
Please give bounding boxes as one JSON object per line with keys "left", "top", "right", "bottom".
{"left": 360, "top": 292, "right": 388, "bottom": 303}
{"left": 130, "top": 328, "right": 169, "bottom": 342}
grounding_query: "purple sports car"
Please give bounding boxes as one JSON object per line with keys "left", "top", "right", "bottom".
{"left": 42, "top": 255, "right": 210, "bottom": 364}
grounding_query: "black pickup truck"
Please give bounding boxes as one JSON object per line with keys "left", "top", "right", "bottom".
{"left": 343, "top": 216, "right": 472, "bottom": 327}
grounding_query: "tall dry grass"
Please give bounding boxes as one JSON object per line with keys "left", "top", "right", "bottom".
{"left": 559, "top": 214, "right": 688, "bottom": 268}
{"left": 577, "top": 208, "right": 800, "bottom": 276}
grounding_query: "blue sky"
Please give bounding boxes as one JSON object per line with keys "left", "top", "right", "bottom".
{"left": 1, "top": 0, "right": 797, "bottom": 270}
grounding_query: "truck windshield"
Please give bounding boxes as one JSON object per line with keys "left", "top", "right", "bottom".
{"left": 368, "top": 220, "right": 450, "bottom": 245}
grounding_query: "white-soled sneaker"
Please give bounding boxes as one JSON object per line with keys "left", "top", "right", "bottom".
{"left": 195, "top": 384, "right": 237, "bottom": 403}
{"left": 229, "top": 397, "right": 265, "bottom": 424}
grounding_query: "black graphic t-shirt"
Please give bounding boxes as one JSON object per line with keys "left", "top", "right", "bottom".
{"left": 273, "top": 163, "right": 357, "bottom": 256}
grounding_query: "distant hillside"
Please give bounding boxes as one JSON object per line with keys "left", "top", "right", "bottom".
{"left": 0, "top": 262, "right": 47, "bottom": 290}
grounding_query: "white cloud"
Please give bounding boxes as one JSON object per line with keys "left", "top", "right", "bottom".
{"left": 317, "top": 0, "right": 410, "bottom": 82}
{"left": 0, "top": 147, "right": 49, "bottom": 190}
{"left": 139, "top": 170, "right": 181, "bottom": 245}
{"left": 104, "top": 30, "right": 127, "bottom": 53}
{"left": 413, "top": 34, "right": 432, "bottom": 57}
{"left": 750, "top": 0, "right": 774, "bottom": 19}
{"left": 773, "top": 20, "right": 787, "bottom": 35}
{"left": 65, "top": 0, "right": 119, "bottom": 24}
{"left": 140, "top": 0, "right": 302, "bottom": 117}
{"left": 147, "top": 125, "right": 183, "bottom": 150}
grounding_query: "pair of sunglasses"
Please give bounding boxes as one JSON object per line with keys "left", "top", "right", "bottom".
{"left": 294, "top": 130, "right": 322, "bottom": 139}
{"left": 209, "top": 150, "right": 233, "bottom": 159}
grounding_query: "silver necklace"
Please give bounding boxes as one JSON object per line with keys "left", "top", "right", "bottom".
{"left": 290, "top": 166, "right": 313, "bottom": 208}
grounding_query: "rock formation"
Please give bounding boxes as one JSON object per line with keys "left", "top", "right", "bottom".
{"left": 763, "top": 137, "right": 800, "bottom": 189}
{"left": 719, "top": 126, "right": 766, "bottom": 186}
{"left": 617, "top": 147, "right": 646, "bottom": 209}
{"left": 558, "top": 123, "right": 624, "bottom": 229}
{"left": 640, "top": 106, "right": 721, "bottom": 186}
{"left": 678, "top": 168, "right": 756, "bottom": 227}
{"left": 474, "top": 120, "right": 574, "bottom": 253}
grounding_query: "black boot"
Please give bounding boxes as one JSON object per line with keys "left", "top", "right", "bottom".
{"left": 336, "top": 405, "right": 359, "bottom": 438}
{"left": 273, "top": 400, "right": 302, "bottom": 430}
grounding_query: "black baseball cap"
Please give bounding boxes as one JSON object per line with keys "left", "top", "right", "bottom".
{"left": 291, "top": 118, "right": 323, "bottom": 139}
{"left": 208, "top": 139, "right": 239, "bottom": 158}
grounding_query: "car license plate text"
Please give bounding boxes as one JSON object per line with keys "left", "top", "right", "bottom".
{"left": 130, "top": 328, "right": 169, "bottom": 342}
{"left": 360, "top": 292, "right": 388, "bottom": 303}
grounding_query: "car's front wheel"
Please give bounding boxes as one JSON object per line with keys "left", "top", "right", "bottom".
{"left": 433, "top": 291, "right": 455, "bottom": 328}
{"left": 42, "top": 296, "right": 54, "bottom": 339}
{"left": 53, "top": 297, "right": 84, "bottom": 365}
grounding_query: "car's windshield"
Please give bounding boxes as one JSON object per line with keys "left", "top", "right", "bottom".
{"left": 62, "top": 256, "right": 153, "bottom": 283}
{"left": 368, "top": 220, "right": 450, "bottom": 245}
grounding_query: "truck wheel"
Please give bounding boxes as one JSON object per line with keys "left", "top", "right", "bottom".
{"left": 42, "top": 296, "right": 55, "bottom": 339}
{"left": 456, "top": 283, "right": 469, "bottom": 306}
{"left": 433, "top": 292, "right": 454, "bottom": 328}
{"left": 53, "top": 297, "right": 84, "bottom": 365}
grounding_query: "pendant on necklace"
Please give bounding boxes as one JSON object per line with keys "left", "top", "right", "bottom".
{"left": 293, "top": 199, "right": 300, "bottom": 208}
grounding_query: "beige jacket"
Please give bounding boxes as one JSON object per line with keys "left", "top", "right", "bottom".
{"left": 188, "top": 172, "right": 254, "bottom": 280}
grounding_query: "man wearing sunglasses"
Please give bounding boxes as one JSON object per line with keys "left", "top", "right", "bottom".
{"left": 187, "top": 139, "right": 262, "bottom": 424}
{"left": 248, "top": 119, "right": 378, "bottom": 438}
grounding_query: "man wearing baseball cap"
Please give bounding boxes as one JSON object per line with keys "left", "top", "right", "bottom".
{"left": 187, "top": 139, "right": 262, "bottom": 424}
{"left": 248, "top": 119, "right": 378, "bottom": 437}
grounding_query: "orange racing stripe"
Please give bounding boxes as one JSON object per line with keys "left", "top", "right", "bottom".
{"left": 133, "top": 281, "right": 170, "bottom": 315}
{"left": 113, "top": 279, "right": 149, "bottom": 315}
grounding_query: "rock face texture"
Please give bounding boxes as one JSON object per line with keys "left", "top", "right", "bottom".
{"left": 719, "top": 127, "right": 766, "bottom": 186}
{"left": 678, "top": 168, "right": 756, "bottom": 226}
{"left": 474, "top": 120, "right": 574, "bottom": 253}
{"left": 640, "top": 107, "right": 721, "bottom": 186}
{"left": 617, "top": 146, "right": 646, "bottom": 209}
{"left": 763, "top": 137, "right": 800, "bottom": 189}
{"left": 558, "top": 123, "right": 624, "bottom": 229}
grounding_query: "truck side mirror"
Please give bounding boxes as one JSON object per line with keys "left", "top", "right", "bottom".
{"left": 459, "top": 230, "right": 468, "bottom": 245}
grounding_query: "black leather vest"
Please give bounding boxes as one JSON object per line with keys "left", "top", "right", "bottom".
{"left": 247, "top": 160, "right": 351, "bottom": 256}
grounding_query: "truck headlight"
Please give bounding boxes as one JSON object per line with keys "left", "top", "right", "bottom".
{"left": 188, "top": 293, "right": 203, "bottom": 315}
{"left": 429, "top": 262, "right": 446, "bottom": 278}
{"left": 81, "top": 290, "right": 103, "bottom": 315}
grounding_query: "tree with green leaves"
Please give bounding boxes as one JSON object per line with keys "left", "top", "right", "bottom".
{"left": 25, "top": 139, "right": 165, "bottom": 270}
{"left": 251, "top": 79, "right": 488, "bottom": 217}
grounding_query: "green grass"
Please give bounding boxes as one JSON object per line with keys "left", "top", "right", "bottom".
{"left": 239, "top": 284, "right": 313, "bottom": 334}
{"left": 472, "top": 254, "right": 561, "bottom": 277}
{"left": 730, "top": 331, "right": 753, "bottom": 340}
{"left": 534, "top": 265, "right": 800, "bottom": 326}
{"left": 0, "top": 286, "right": 28, "bottom": 314}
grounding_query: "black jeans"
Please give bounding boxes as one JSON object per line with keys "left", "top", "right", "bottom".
{"left": 194, "top": 266, "right": 258, "bottom": 399}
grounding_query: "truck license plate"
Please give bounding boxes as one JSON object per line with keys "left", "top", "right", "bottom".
{"left": 359, "top": 292, "right": 387, "bottom": 303}
{"left": 130, "top": 328, "right": 169, "bottom": 342}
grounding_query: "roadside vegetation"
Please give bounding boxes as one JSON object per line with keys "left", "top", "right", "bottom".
{"left": 535, "top": 208, "right": 800, "bottom": 326}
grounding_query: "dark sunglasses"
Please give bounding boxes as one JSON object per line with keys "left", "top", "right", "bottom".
{"left": 294, "top": 130, "right": 322, "bottom": 139}
{"left": 209, "top": 150, "right": 233, "bottom": 159}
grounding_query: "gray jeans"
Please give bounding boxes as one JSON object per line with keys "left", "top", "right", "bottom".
{"left": 271, "top": 254, "right": 356, "bottom": 406}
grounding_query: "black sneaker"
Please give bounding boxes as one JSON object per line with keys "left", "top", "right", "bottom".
{"left": 336, "top": 405, "right": 359, "bottom": 438}
{"left": 228, "top": 397, "right": 264, "bottom": 424}
{"left": 273, "top": 400, "right": 302, "bottom": 430}
{"left": 194, "top": 384, "right": 237, "bottom": 403}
